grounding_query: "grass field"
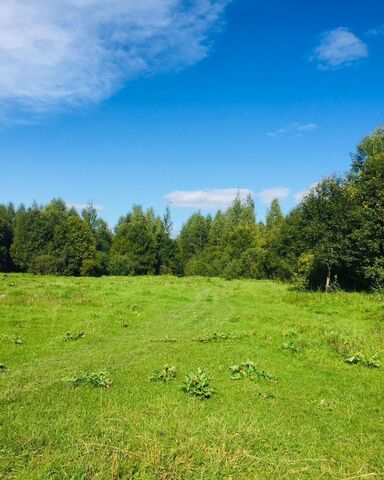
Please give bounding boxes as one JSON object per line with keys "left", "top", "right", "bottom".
{"left": 0, "top": 274, "right": 383, "bottom": 479}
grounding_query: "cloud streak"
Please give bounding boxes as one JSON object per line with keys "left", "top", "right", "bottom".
{"left": 267, "top": 123, "right": 317, "bottom": 138}
{"left": 312, "top": 27, "right": 368, "bottom": 69}
{"left": 66, "top": 202, "right": 106, "bottom": 212}
{"left": 165, "top": 188, "right": 253, "bottom": 210}
{"left": 165, "top": 186, "right": 291, "bottom": 210}
{"left": 256, "top": 188, "right": 290, "bottom": 205}
{"left": 0, "top": 0, "right": 230, "bottom": 121}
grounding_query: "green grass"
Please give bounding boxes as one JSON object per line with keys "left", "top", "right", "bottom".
{"left": 0, "top": 273, "right": 383, "bottom": 479}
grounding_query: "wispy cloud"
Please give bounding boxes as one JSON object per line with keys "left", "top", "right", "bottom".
{"left": 0, "top": 0, "right": 230, "bottom": 122}
{"left": 294, "top": 183, "right": 318, "bottom": 203}
{"left": 165, "top": 186, "right": 291, "bottom": 210}
{"left": 256, "top": 188, "right": 290, "bottom": 205}
{"left": 267, "top": 123, "right": 317, "bottom": 138}
{"left": 311, "top": 27, "right": 368, "bottom": 69}
{"left": 66, "top": 202, "right": 105, "bottom": 212}
{"left": 165, "top": 188, "right": 253, "bottom": 210}
{"left": 366, "top": 24, "right": 384, "bottom": 37}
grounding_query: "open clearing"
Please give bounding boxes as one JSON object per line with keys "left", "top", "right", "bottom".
{"left": 0, "top": 274, "right": 383, "bottom": 479}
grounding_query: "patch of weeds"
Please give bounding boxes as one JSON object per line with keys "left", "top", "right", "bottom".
{"left": 230, "top": 360, "right": 256, "bottom": 379}
{"left": 64, "top": 331, "right": 85, "bottom": 342}
{"left": 257, "top": 392, "right": 276, "bottom": 401}
{"left": 130, "top": 304, "right": 142, "bottom": 315}
{"left": 319, "top": 399, "right": 336, "bottom": 411}
{"left": 280, "top": 331, "right": 304, "bottom": 353}
{"left": 0, "top": 334, "right": 23, "bottom": 345}
{"left": 230, "top": 361, "right": 275, "bottom": 381}
{"left": 181, "top": 368, "right": 215, "bottom": 399}
{"left": 122, "top": 322, "right": 129, "bottom": 328}
{"left": 149, "top": 365, "right": 177, "bottom": 382}
{"left": 195, "top": 332, "right": 234, "bottom": 343}
{"left": 67, "top": 371, "right": 112, "bottom": 388}
{"left": 0, "top": 364, "right": 7, "bottom": 373}
{"left": 345, "top": 353, "right": 380, "bottom": 368}
{"left": 195, "top": 331, "right": 256, "bottom": 343}
{"left": 323, "top": 329, "right": 360, "bottom": 357}
{"left": 151, "top": 336, "right": 177, "bottom": 343}
{"left": 229, "top": 315, "right": 240, "bottom": 323}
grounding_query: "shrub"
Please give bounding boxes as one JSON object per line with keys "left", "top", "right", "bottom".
{"left": 149, "top": 365, "right": 177, "bottom": 382}
{"left": 80, "top": 258, "right": 103, "bottom": 277}
{"left": 108, "top": 255, "right": 134, "bottom": 276}
{"left": 32, "top": 254, "right": 62, "bottom": 275}
{"left": 181, "top": 369, "right": 215, "bottom": 399}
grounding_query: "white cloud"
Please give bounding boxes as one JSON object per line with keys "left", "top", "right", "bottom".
{"left": 66, "top": 202, "right": 105, "bottom": 211}
{"left": 267, "top": 122, "right": 317, "bottom": 137}
{"left": 165, "top": 188, "right": 253, "bottom": 210}
{"left": 312, "top": 27, "right": 368, "bottom": 69}
{"left": 0, "top": 0, "right": 230, "bottom": 121}
{"left": 256, "top": 188, "right": 290, "bottom": 205}
{"left": 294, "top": 183, "right": 318, "bottom": 203}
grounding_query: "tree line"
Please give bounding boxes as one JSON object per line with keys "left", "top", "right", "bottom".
{"left": 0, "top": 127, "right": 383, "bottom": 290}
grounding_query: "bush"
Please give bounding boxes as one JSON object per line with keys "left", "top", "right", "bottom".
{"left": 32, "top": 254, "right": 62, "bottom": 275}
{"left": 108, "top": 255, "right": 134, "bottom": 276}
{"left": 81, "top": 252, "right": 108, "bottom": 277}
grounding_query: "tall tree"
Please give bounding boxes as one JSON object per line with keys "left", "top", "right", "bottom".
{"left": 350, "top": 127, "right": 384, "bottom": 288}
{"left": 0, "top": 203, "right": 15, "bottom": 272}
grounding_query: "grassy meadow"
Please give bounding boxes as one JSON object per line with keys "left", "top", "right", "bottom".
{"left": 0, "top": 273, "right": 383, "bottom": 479}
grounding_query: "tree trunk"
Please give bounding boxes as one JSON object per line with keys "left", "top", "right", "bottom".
{"left": 325, "top": 265, "right": 331, "bottom": 292}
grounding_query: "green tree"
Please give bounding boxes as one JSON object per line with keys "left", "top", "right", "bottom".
{"left": 110, "top": 206, "right": 157, "bottom": 275}
{"left": 178, "top": 213, "right": 210, "bottom": 267}
{"left": 0, "top": 203, "right": 15, "bottom": 272}
{"left": 266, "top": 199, "right": 284, "bottom": 230}
{"left": 350, "top": 127, "right": 384, "bottom": 288}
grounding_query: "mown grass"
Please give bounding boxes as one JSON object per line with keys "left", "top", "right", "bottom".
{"left": 0, "top": 273, "right": 383, "bottom": 479}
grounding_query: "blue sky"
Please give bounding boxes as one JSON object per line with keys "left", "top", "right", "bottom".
{"left": 0, "top": 0, "right": 383, "bottom": 231}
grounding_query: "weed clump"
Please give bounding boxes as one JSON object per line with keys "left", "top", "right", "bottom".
{"left": 257, "top": 392, "right": 276, "bottom": 401}
{"left": 280, "top": 330, "right": 305, "bottom": 353}
{"left": 345, "top": 353, "right": 380, "bottom": 368}
{"left": 323, "top": 329, "right": 360, "bottom": 357}
{"left": 130, "top": 304, "right": 142, "bottom": 315}
{"left": 181, "top": 368, "right": 215, "bottom": 399}
{"left": 0, "top": 364, "right": 7, "bottom": 373}
{"left": 149, "top": 365, "right": 177, "bottom": 382}
{"left": 67, "top": 371, "right": 112, "bottom": 388}
{"left": 64, "top": 332, "right": 85, "bottom": 342}
{"left": 0, "top": 334, "right": 23, "bottom": 345}
{"left": 195, "top": 330, "right": 256, "bottom": 343}
{"left": 230, "top": 360, "right": 275, "bottom": 381}
{"left": 151, "top": 336, "right": 177, "bottom": 344}
{"left": 195, "top": 332, "right": 233, "bottom": 342}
